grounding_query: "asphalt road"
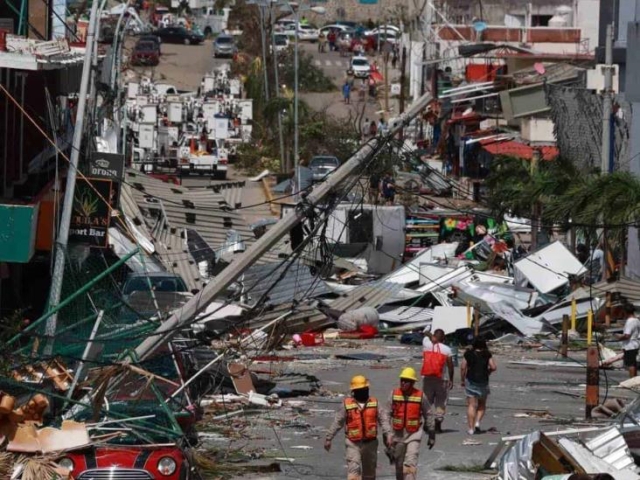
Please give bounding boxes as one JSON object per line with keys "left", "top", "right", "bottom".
{"left": 125, "top": 37, "right": 633, "bottom": 480}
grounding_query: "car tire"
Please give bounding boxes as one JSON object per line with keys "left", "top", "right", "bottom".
{"left": 184, "top": 38, "right": 191, "bottom": 45}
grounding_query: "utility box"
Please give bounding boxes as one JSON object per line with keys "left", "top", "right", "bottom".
{"left": 168, "top": 102, "right": 183, "bottom": 123}
{"left": 140, "top": 104, "right": 158, "bottom": 125}
{"left": 212, "top": 117, "right": 229, "bottom": 139}
{"left": 127, "top": 82, "right": 139, "bottom": 99}
{"left": 139, "top": 124, "right": 156, "bottom": 149}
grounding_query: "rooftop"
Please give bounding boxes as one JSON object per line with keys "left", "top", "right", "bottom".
{"left": 0, "top": 36, "right": 85, "bottom": 70}
{"left": 481, "top": 140, "right": 559, "bottom": 161}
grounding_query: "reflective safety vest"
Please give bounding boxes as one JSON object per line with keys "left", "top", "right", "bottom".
{"left": 391, "top": 388, "right": 423, "bottom": 433}
{"left": 344, "top": 397, "right": 379, "bottom": 441}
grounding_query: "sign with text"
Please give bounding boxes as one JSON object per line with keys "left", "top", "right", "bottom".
{"left": 69, "top": 178, "right": 113, "bottom": 247}
{"left": 89, "top": 152, "right": 124, "bottom": 181}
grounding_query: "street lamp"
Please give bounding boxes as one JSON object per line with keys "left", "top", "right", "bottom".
{"left": 278, "top": 1, "right": 325, "bottom": 195}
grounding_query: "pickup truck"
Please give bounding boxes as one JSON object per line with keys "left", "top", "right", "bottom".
{"left": 178, "top": 145, "right": 228, "bottom": 179}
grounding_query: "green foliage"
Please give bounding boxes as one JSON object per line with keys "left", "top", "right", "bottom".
{"left": 484, "top": 155, "right": 583, "bottom": 221}
{"left": 280, "top": 51, "right": 336, "bottom": 93}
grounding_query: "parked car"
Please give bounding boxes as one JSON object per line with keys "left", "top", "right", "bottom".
{"left": 275, "top": 19, "right": 296, "bottom": 32}
{"left": 283, "top": 23, "right": 319, "bottom": 42}
{"left": 319, "top": 24, "right": 354, "bottom": 36}
{"left": 366, "top": 31, "right": 399, "bottom": 49}
{"left": 131, "top": 40, "right": 160, "bottom": 66}
{"left": 309, "top": 155, "right": 340, "bottom": 182}
{"left": 335, "top": 20, "right": 359, "bottom": 29}
{"left": 123, "top": 272, "right": 189, "bottom": 296}
{"left": 273, "top": 33, "right": 290, "bottom": 53}
{"left": 348, "top": 55, "right": 371, "bottom": 78}
{"left": 155, "top": 26, "right": 204, "bottom": 45}
{"left": 59, "top": 445, "right": 192, "bottom": 480}
{"left": 365, "top": 24, "right": 401, "bottom": 36}
{"left": 139, "top": 34, "right": 162, "bottom": 54}
{"left": 213, "top": 34, "right": 238, "bottom": 57}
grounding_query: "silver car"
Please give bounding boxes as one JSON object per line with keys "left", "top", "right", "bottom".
{"left": 309, "top": 155, "right": 340, "bottom": 182}
{"left": 213, "top": 34, "right": 238, "bottom": 58}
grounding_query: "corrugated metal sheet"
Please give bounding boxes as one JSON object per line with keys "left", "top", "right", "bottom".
{"left": 120, "top": 170, "right": 285, "bottom": 291}
{"left": 237, "top": 261, "right": 331, "bottom": 307}
{"left": 593, "top": 276, "right": 640, "bottom": 302}
{"left": 242, "top": 280, "right": 407, "bottom": 334}
{"left": 378, "top": 306, "right": 434, "bottom": 324}
{"left": 326, "top": 281, "right": 408, "bottom": 313}
{"left": 585, "top": 427, "right": 639, "bottom": 473}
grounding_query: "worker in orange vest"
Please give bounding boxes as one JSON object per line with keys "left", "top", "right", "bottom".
{"left": 325, "top": 375, "right": 393, "bottom": 480}
{"left": 387, "top": 367, "right": 436, "bottom": 480}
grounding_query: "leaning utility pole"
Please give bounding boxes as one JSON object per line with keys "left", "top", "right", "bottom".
{"left": 601, "top": 23, "right": 614, "bottom": 280}
{"left": 44, "top": 0, "right": 100, "bottom": 356}
{"left": 132, "top": 90, "right": 435, "bottom": 362}
{"left": 601, "top": 23, "right": 614, "bottom": 175}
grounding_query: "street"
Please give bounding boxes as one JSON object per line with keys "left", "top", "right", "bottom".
{"left": 127, "top": 42, "right": 624, "bottom": 480}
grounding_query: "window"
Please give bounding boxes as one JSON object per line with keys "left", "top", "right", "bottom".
{"left": 531, "top": 15, "right": 553, "bottom": 27}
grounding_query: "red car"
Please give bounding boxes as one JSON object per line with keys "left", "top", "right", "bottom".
{"left": 59, "top": 445, "right": 192, "bottom": 479}
{"left": 131, "top": 41, "right": 160, "bottom": 66}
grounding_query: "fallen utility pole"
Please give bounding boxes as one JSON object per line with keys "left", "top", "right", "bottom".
{"left": 132, "top": 91, "right": 435, "bottom": 362}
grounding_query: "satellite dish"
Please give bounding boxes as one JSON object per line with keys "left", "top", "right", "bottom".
{"left": 534, "top": 62, "right": 546, "bottom": 75}
{"left": 473, "top": 21, "right": 487, "bottom": 32}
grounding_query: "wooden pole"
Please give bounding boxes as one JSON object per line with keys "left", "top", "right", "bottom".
{"left": 587, "top": 309, "right": 593, "bottom": 345}
{"left": 571, "top": 298, "right": 577, "bottom": 331}
{"left": 466, "top": 302, "right": 472, "bottom": 328}
{"left": 561, "top": 314, "right": 569, "bottom": 357}
{"left": 586, "top": 345, "right": 599, "bottom": 419}
{"left": 605, "top": 292, "right": 612, "bottom": 327}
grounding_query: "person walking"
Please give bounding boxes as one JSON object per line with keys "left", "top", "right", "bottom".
{"left": 343, "top": 81, "right": 351, "bottom": 104}
{"left": 387, "top": 367, "right": 436, "bottom": 480}
{"left": 368, "top": 172, "right": 380, "bottom": 204}
{"left": 617, "top": 303, "right": 640, "bottom": 378}
{"left": 325, "top": 375, "right": 393, "bottom": 480}
{"left": 380, "top": 172, "right": 395, "bottom": 205}
{"left": 460, "top": 338, "right": 497, "bottom": 435}
{"left": 318, "top": 32, "right": 327, "bottom": 53}
{"left": 421, "top": 328, "right": 454, "bottom": 433}
{"left": 328, "top": 30, "right": 337, "bottom": 52}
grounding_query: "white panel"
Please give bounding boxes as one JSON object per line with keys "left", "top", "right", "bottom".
{"left": 514, "top": 241, "right": 586, "bottom": 294}
{"left": 432, "top": 306, "right": 469, "bottom": 334}
{"left": 138, "top": 124, "right": 155, "bottom": 149}
{"left": 168, "top": 103, "right": 183, "bottom": 123}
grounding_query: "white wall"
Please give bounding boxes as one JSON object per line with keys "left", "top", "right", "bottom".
{"left": 521, "top": 117, "right": 556, "bottom": 143}
{"left": 575, "top": 0, "right": 600, "bottom": 52}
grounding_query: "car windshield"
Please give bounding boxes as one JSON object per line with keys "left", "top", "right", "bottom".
{"left": 352, "top": 59, "right": 368, "bottom": 67}
{"left": 216, "top": 36, "right": 233, "bottom": 44}
{"left": 275, "top": 36, "right": 287, "bottom": 45}
{"left": 135, "top": 42, "right": 156, "bottom": 51}
{"left": 310, "top": 157, "right": 339, "bottom": 167}
{"left": 123, "top": 276, "right": 188, "bottom": 295}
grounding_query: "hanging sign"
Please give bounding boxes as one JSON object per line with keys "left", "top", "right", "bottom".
{"left": 89, "top": 152, "right": 125, "bottom": 181}
{"left": 69, "top": 178, "right": 114, "bottom": 247}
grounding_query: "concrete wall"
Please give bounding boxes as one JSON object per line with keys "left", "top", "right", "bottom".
{"left": 521, "top": 117, "right": 556, "bottom": 143}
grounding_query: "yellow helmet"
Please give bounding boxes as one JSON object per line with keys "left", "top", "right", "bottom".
{"left": 399, "top": 367, "right": 418, "bottom": 382}
{"left": 350, "top": 375, "right": 370, "bottom": 390}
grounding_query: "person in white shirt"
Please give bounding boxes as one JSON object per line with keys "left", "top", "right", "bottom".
{"left": 422, "top": 328, "right": 454, "bottom": 433}
{"left": 617, "top": 303, "right": 640, "bottom": 378}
